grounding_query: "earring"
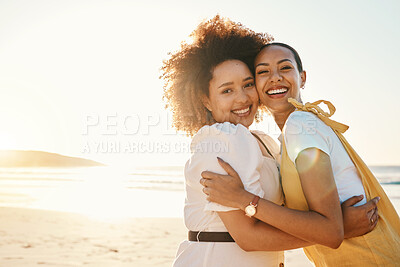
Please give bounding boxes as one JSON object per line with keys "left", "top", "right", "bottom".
{"left": 206, "top": 109, "right": 213, "bottom": 121}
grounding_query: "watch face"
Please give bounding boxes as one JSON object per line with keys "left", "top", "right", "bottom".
{"left": 245, "top": 205, "right": 256, "bottom": 217}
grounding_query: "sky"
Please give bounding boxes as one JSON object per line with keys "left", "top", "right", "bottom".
{"left": 0, "top": 0, "right": 399, "bottom": 167}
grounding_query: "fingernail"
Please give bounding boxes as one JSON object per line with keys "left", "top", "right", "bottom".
{"left": 377, "top": 197, "right": 381, "bottom": 201}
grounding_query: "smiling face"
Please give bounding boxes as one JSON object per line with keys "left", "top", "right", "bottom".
{"left": 203, "top": 60, "right": 259, "bottom": 128}
{"left": 255, "top": 45, "right": 306, "bottom": 117}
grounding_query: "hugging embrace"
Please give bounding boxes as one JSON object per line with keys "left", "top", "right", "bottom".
{"left": 161, "top": 15, "right": 400, "bottom": 267}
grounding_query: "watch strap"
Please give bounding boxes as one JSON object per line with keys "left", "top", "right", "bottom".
{"left": 250, "top": 195, "right": 260, "bottom": 207}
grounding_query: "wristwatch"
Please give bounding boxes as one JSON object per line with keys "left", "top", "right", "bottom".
{"left": 245, "top": 195, "right": 260, "bottom": 217}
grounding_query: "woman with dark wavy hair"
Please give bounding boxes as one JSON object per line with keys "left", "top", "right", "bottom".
{"left": 200, "top": 41, "right": 400, "bottom": 266}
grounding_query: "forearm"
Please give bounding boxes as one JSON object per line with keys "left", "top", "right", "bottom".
{"left": 218, "top": 211, "right": 312, "bottom": 251}
{"left": 236, "top": 191, "right": 343, "bottom": 249}
{"left": 241, "top": 220, "right": 313, "bottom": 251}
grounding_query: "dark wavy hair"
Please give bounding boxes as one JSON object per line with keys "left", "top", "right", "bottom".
{"left": 161, "top": 15, "right": 273, "bottom": 136}
{"left": 260, "top": 42, "right": 303, "bottom": 72}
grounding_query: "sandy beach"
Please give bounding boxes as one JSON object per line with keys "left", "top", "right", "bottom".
{"left": 0, "top": 207, "right": 312, "bottom": 267}
{"left": 1, "top": 167, "right": 397, "bottom": 266}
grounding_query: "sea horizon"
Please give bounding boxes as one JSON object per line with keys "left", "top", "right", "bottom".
{"left": 0, "top": 165, "right": 399, "bottom": 219}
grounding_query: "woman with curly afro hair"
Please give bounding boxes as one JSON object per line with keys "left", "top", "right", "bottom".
{"left": 162, "top": 15, "right": 316, "bottom": 267}
{"left": 161, "top": 15, "right": 270, "bottom": 136}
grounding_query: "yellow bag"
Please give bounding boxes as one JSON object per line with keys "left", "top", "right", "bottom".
{"left": 280, "top": 99, "right": 400, "bottom": 266}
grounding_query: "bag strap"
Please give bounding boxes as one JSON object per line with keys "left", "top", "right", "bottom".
{"left": 251, "top": 132, "right": 274, "bottom": 160}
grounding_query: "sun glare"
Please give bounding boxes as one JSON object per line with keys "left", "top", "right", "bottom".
{"left": 74, "top": 167, "right": 132, "bottom": 222}
{"left": 0, "top": 133, "right": 17, "bottom": 150}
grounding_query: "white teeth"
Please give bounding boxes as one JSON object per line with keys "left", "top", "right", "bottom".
{"left": 267, "top": 88, "right": 288, "bottom": 95}
{"left": 232, "top": 107, "right": 250, "bottom": 114}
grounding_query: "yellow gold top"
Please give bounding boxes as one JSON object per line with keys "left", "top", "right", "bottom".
{"left": 280, "top": 99, "right": 400, "bottom": 266}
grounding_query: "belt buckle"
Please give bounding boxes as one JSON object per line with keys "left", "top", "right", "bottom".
{"left": 196, "top": 230, "right": 202, "bottom": 242}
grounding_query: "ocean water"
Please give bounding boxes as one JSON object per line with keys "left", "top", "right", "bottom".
{"left": 0, "top": 166, "right": 186, "bottom": 218}
{"left": 0, "top": 165, "right": 399, "bottom": 218}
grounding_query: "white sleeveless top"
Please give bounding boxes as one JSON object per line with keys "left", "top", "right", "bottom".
{"left": 173, "top": 122, "right": 284, "bottom": 267}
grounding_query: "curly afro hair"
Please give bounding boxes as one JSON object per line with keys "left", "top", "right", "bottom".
{"left": 161, "top": 15, "right": 273, "bottom": 136}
